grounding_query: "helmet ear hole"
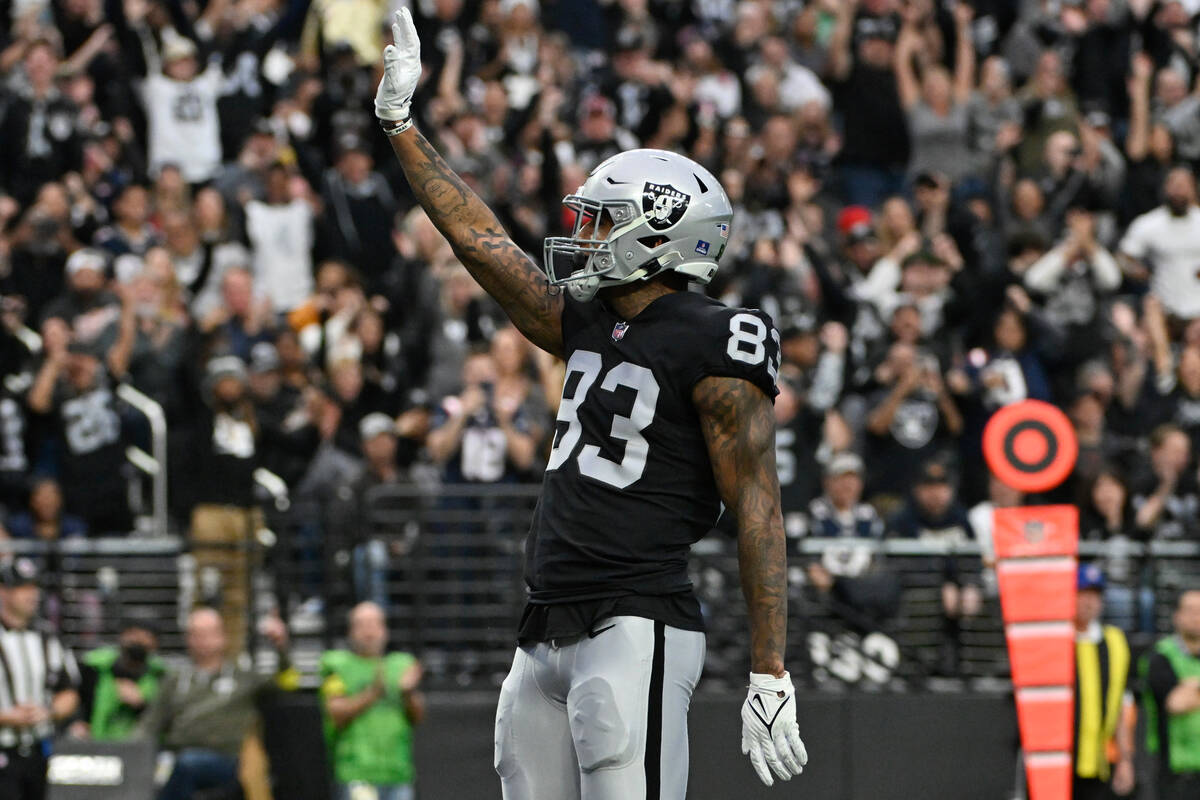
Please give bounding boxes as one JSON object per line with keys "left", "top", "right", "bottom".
{"left": 637, "top": 235, "right": 668, "bottom": 249}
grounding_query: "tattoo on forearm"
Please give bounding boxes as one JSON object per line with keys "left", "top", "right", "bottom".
{"left": 694, "top": 376, "right": 787, "bottom": 675}
{"left": 390, "top": 131, "right": 563, "bottom": 355}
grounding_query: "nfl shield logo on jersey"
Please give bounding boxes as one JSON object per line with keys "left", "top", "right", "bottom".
{"left": 612, "top": 321, "right": 630, "bottom": 342}
{"left": 642, "top": 183, "right": 690, "bottom": 231}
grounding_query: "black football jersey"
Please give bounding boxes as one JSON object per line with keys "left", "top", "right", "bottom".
{"left": 524, "top": 290, "right": 780, "bottom": 604}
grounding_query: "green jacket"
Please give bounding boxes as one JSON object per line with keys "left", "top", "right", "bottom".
{"left": 1142, "top": 636, "right": 1200, "bottom": 773}
{"left": 319, "top": 650, "right": 417, "bottom": 786}
{"left": 82, "top": 647, "right": 166, "bottom": 741}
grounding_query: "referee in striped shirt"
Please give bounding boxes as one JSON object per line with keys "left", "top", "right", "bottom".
{"left": 0, "top": 557, "right": 80, "bottom": 800}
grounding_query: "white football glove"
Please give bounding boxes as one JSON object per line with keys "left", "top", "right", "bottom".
{"left": 741, "top": 671, "right": 808, "bottom": 787}
{"left": 375, "top": 8, "right": 421, "bottom": 124}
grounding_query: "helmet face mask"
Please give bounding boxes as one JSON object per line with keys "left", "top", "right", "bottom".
{"left": 543, "top": 195, "right": 637, "bottom": 302}
{"left": 543, "top": 149, "right": 732, "bottom": 303}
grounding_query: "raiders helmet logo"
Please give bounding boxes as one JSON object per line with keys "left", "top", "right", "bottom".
{"left": 642, "top": 182, "right": 690, "bottom": 231}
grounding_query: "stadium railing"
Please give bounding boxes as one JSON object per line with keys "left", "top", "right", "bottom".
{"left": 6, "top": 483, "right": 1198, "bottom": 692}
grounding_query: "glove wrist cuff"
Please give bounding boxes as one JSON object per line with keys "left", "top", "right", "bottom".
{"left": 748, "top": 671, "right": 792, "bottom": 691}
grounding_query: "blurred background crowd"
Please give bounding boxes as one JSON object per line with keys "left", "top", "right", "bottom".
{"left": 1, "top": 0, "right": 1200, "bottom": 677}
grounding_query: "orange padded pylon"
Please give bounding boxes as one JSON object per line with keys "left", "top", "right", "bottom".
{"left": 1015, "top": 687, "right": 1074, "bottom": 752}
{"left": 1025, "top": 752, "right": 1072, "bottom": 800}
{"left": 994, "top": 505, "right": 1079, "bottom": 800}
{"left": 1007, "top": 622, "right": 1076, "bottom": 688}
{"left": 997, "top": 559, "right": 1077, "bottom": 623}
{"left": 993, "top": 505, "right": 1079, "bottom": 560}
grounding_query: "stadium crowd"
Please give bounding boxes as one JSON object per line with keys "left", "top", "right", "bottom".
{"left": 0, "top": 0, "right": 1199, "bottom": 669}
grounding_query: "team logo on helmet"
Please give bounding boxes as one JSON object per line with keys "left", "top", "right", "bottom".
{"left": 642, "top": 182, "right": 690, "bottom": 231}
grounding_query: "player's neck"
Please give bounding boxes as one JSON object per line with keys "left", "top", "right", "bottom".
{"left": 600, "top": 278, "right": 682, "bottom": 321}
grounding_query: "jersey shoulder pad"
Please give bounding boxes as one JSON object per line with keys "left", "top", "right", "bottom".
{"left": 681, "top": 298, "right": 780, "bottom": 400}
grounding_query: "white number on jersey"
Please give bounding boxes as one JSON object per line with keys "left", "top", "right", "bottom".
{"left": 547, "top": 350, "right": 661, "bottom": 489}
{"left": 212, "top": 413, "right": 255, "bottom": 458}
{"left": 461, "top": 427, "right": 507, "bottom": 482}
{"left": 62, "top": 390, "right": 120, "bottom": 454}
{"left": 726, "top": 312, "right": 781, "bottom": 383}
{"left": 0, "top": 398, "right": 26, "bottom": 472}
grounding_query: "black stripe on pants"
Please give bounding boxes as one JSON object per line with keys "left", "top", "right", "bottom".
{"left": 645, "top": 621, "right": 665, "bottom": 800}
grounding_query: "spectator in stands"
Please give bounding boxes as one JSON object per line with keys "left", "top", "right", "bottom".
{"left": 320, "top": 134, "right": 398, "bottom": 288}
{"left": 161, "top": 209, "right": 249, "bottom": 323}
{"left": 27, "top": 327, "right": 131, "bottom": 535}
{"left": 74, "top": 617, "right": 164, "bottom": 741}
{"left": 1119, "top": 168, "right": 1200, "bottom": 323}
{"left": 320, "top": 601, "right": 424, "bottom": 800}
{"left": 0, "top": 558, "right": 79, "bottom": 800}
{"left": 865, "top": 342, "right": 963, "bottom": 504}
{"left": 122, "top": 257, "right": 190, "bottom": 421}
{"left": 137, "top": 607, "right": 292, "bottom": 800}
{"left": 800, "top": 452, "right": 897, "bottom": 630}
{"left": 93, "top": 184, "right": 160, "bottom": 258}
{"left": 199, "top": 266, "right": 276, "bottom": 363}
{"left": 427, "top": 348, "right": 541, "bottom": 485}
{"left": 1151, "top": 66, "right": 1200, "bottom": 166}
{"left": 571, "top": 93, "right": 640, "bottom": 174}
{"left": 7, "top": 477, "right": 87, "bottom": 540}
{"left": 0, "top": 39, "right": 82, "bottom": 206}
{"left": 1073, "top": 564, "right": 1135, "bottom": 800}
{"left": 827, "top": 0, "right": 910, "bottom": 206}
{"left": 1153, "top": 345, "right": 1200, "bottom": 455}
{"left": 894, "top": 2, "right": 975, "bottom": 183}
{"left": 1080, "top": 466, "right": 1153, "bottom": 633}
{"left": 336, "top": 412, "right": 417, "bottom": 610}
{"left": 1024, "top": 205, "right": 1123, "bottom": 372}
{"left": 42, "top": 247, "right": 128, "bottom": 360}
{"left": 187, "top": 356, "right": 263, "bottom": 651}
{"left": 773, "top": 322, "right": 841, "bottom": 521}
{"left": 953, "top": 306, "right": 1052, "bottom": 498}
{"left": 247, "top": 343, "right": 319, "bottom": 488}
{"left": 1142, "top": 589, "right": 1200, "bottom": 800}
{"left": 300, "top": 0, "right": 392, "bottom": 67}
{"left": 4, "top": 183, "right": 76, "bottom": 323}
{"left": 245, "top": 162, "right": 315, "bottom": 314}
{"left": 1132, "top": 424, "right": 1197, "bottom": 541}
{"left": 967, "top": 56, "right": 1021, "bottom": 178}
{"left": 120, "top": 10, "right": 224, "bottom": 186}
{"left": 967, "top": 475, "right": 1025, "bottom": 598}
{"left": 888, "top": 455, "right": 980, "bottom": 675}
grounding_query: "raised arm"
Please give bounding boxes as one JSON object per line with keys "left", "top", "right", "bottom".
{"left": 894, "top": 21, "right": 922, "bottom": 111}
{"left": 694, "top": 375, "right": 785, "bottom": 676}
{"left": 827, "top": 0, "right": 857, "bottom": 82}
{"left": 952, "top": 3, "right": 975, "bottom": 105}
{"left": 1125, "top": 53, "right": 1153, "bottom": 160}
{"left": 376, "top": 10, "right": 563, "bottom": 356}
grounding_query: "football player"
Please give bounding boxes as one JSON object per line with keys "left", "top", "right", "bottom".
{"left": 375, "top": 10, "right": 807, "bottom": 799}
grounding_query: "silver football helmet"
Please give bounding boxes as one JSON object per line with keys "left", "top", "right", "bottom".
{"left": 544, "top": 149, "right": 733, "bottom": 302}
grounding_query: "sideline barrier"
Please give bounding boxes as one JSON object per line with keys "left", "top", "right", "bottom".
{"left": 3, "top": 494, "right": 1199, "bottom": 691}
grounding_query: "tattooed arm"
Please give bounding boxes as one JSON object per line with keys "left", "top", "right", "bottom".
{"left": 694, "top": 375, "right": 787, "bottom": 677}
{"left": 384, "top": 129, "right": 564, "bottom": 356}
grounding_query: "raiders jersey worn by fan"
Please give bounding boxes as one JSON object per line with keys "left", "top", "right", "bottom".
{"left": 518, "top": 290, "right": 780, "bottom": 642}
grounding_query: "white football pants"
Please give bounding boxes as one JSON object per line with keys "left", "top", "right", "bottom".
{"left": 494, "top": 615, "right": 706, "bottom": 800}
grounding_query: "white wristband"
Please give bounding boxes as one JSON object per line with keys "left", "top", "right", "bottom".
{"left": 380, "top": 117, "right": 413, "bottom": 137}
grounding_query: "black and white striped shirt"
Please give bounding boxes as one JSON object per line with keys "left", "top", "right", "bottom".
{"left": 0, "top": 621, "right": 79, "bottom": 748}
